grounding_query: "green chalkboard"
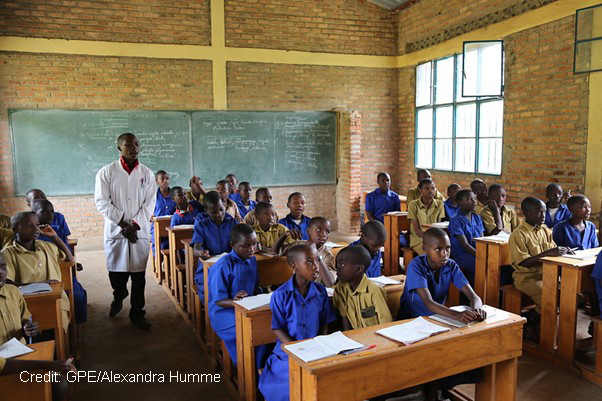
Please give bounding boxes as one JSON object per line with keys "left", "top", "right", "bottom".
{"left": 9, "top": 109, "right": 337, "bottom": 196}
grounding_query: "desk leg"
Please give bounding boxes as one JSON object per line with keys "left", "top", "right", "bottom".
{"left": 236, "top": 311, "right": 246, "bottom": 401}
{"left": 494, "top": 357, "right": 518, "bottom": 401}
{"left": 558, "top": 267, "right": 580, "bottom": 362}
{"left": 242, "top": 319, "right": 256, "bottom": 401}
{"left": 475, "top": 242, "right": 488, "bottom": 302}
{"left": 384, "top": 217, "right": 392, "bottom": 276}
{"left": 475, "top": 364, "right": 494, "bottom": 401}
{"left": 541, "top": 262, "right": 560, "bottom": 353}
{"left": 485, "top": 247, "right": 501, "bottom": 308}
{"left": 289, "top": 359, "right": 303, "bottom": 401}
{"left": 55, "top": 300, "right": 66, "bottom": 360}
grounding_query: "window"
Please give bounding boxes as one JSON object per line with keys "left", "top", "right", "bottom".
{"left": 415, "top": 52, "right": 504, "bottom": 175}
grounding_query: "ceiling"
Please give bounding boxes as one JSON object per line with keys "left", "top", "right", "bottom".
{"left": 366, "top": 0, "right": 415, "bottom": 11}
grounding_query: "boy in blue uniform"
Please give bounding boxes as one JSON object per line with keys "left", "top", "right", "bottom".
{"left": 150, "top": 170, "right": 177, "bottom": 254}
{"left": 449, "top": 190, "right": 485, "bottom": 284}
{"left": 208, "top": 223, "right": 269, "bottom": 367}
{"left": 170, "top": 186, "right": 200, "bottom": 227}
{"left": 25, "top": 189, "right": 72, "bottom": 248}
{"left": 443, "top": 183, "right": 461, "bottom": 221}
{"left": 592, "top": 252, "right": 602, "bottom": 320}
{"left": 192, "top": 191, "right": 237, "bottom": 300}
{"left": 234, "top": 182, "right": 256, "bottom": 219}
{"left": 552, "top": 195, "right": 598, "bottom": 250}
{"left": 350, "top": 220, "right": 386, "bottom": 278}
{"left": 279, "top": 192, "right": 311, "bottom": 240}
{"left": 226, "top": 173, "right": 239, "bottom": 196}
{"left": 365, "top": 172, "right": 400, "bottom": 223}
{"left": 545, "top": 183, "right": 571, "bottom": 229}
{"left": 258, "top": 244, "right": 337, "bottom": 401}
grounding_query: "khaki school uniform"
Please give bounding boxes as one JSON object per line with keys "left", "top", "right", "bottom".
{"left": 333, "top": 275, "right": 392, "bottom": 329}
{"left": 408, "top": 198, "right": 445, "bottom": 254}
{"left": 186, "top": 189, "right": 204, "bottom": 204}
{"left": 282, "top": 240, "right": 336, "bottom": 285}
{"left": 2, "top": 241, "right": 70, "bottom": 331}
{"left": 0, "top": 356, "right": 5, "bottom": 373}
{"left": 480, "top": 205, "right": 520, "bottom": 235}
{"left": 0, "top": 214, "right": 10, "bottom": 229}
{"left": 509, "top": 222, "right": 556, "bottom": 310}
{"left": 475, "top": 200, "right": 487, "bottom": 214}
{"left": 0, "top": 214, "right": 12, "bottom": 250}
{"left": 406, "top": 187, "right": 445, "bottom": 205}
{"left": 253, "top": 223, "right": 294, "bottom": 248}
{"left": 0, "top": 283, "right": 32, "bottom": 344}
{"left": 225, "top": 198, "right": 242, "bottom": 222}
{"left": 243, "top": 209, "right": 279, "bottom": 227}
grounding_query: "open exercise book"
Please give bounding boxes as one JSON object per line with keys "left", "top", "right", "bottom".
{"left": 285, "top": 331, "right": 365, "bottom": 363}
{"left": 429, "top": 305, "right": 509, "bottom": 328}
{"left": 561, "top": 248, "right": 601, "bottom": 261}
{"left": 475, "top": 231, "right": 510, "bottom": 243}
{"left": 233, "top": 293, "right": 273, "bottom": 310}
{"left": 19, "top": 282, "right": 52, "bottom": 295}
{"left": 206, "top": 253, "right": 229, "bottom": 263}
{"left": 376, "top": 317, "right": 450, "bottom": 345}
{"left": 369, "top": 276, "right": 402, "bottom": 286}
{"left": 0, "top": 338, "right": 33, "bottom": 359}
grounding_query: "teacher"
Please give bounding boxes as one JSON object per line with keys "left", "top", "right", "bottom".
{"left": 94, "top": 133, "right": 156, "bottom": 330}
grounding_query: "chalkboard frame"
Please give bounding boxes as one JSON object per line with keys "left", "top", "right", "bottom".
{"left": 8, "top": 109, "right": 339, "bottom": 196}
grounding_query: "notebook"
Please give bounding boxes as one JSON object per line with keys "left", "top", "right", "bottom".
{"left": 376, "top": 317, "right": 450, "bottom": 345}
{"left": 562, "top": 248, "right": 601, "bottom": 260}
{"left": 0, "top": 338, "right": 33, "bottom": 359}
{"left": 19, "top": 282, "right": 52, "bottom": 295}
{"left": 324, "top": 242, "right": 345, "bottom": 248}
{"left": 205, "top": 252, "right": 229, "bottom": 263}
{"left": 284, "top": 331, "right": 364, "bottom": 363}
{"left": 475, "top": 231, "right": 510, "bottom": 243}
{"left": 233, "top": 293, "right": 272, "bottom": 310}
{"left": 429, "top": 305, "right": 510, "bottom": 328}
{"left": 368, "top": 276, "right": 402, "bottom": 286}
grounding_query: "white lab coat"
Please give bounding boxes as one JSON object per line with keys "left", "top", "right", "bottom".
{"left": 94, "top": 160, "right": 156, "bottom": 273}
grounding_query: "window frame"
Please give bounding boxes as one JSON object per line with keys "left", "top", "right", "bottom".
{"left": 414, "top": 53, "right": 505, "bottom": 176}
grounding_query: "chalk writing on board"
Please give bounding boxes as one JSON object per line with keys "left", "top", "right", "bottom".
{"left": 275, "top": 115, "right": 333, "bottom": 172}
{"left": 205, "top": 136, "right": 271, "bottom": 153}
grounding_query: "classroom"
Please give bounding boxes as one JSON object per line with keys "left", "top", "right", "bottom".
{"left": 0, "top": 0, "right": 601, "bottom": 400}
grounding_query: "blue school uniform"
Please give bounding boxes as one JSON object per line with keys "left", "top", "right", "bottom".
{"left": 545, "top": 203, "right": 571, "bottom": 229}
{"left": 258, "top": 275, "right": 337, "bottom": 401}
{"left": 279, "top": 214, "right": 311, "bottom": 240}
{"left": 443, "top": 198, "right": 460, "bottom": 221}
{"left": 229, "top": 193, "right": 242, "bottom": 203}
{"left": 191, "top": 214, "right": 237, "bottom": 300}
{"left": 365, "top": 188, "right": 400, "bottom": 224}
{"left": 188, "top": 200, "right": 204, "bottom": 214}
{"left": 552, "top": 220, "right": 599, "bottom": 250}
{"left": 449, "top": 212, "right": 485, "bottom": 283}
{"left": 170, "top": 206, "right": 200, "bottom": 227}
{"left": 398, "top": 255, "right": 469, "bottom": 319}
{"left": 592, "top": 252, "right": 602, "bottom": 318}
{"left": 236, "top": 199, "right": 257, "bottom": 219}
{"left": 150, "top": 188, "right": 177, "bottom": 254}
{"left": 350, "top": 239, "right": 382, "bottom": 278}
{"left": 209, "top": 249, "right": 266, "bottom": 366}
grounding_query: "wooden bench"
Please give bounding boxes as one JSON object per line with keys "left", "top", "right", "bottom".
{"left": 592, "top": 316, "right": 602, "bottom": 376}
{"left": 152, "top": 215, "right": 172, "bottom": 285}
{"left": 501, "top": 284, "right": 533, "bottom": 316}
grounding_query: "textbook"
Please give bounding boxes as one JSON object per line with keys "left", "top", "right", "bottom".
{"left": 386, "top": 211, "right": 408, "bottom": 216}
{"left": 206, "top": 252, "right": 229, "bottom": 263}
{"left": 324, "top": 241, "right": 345, "bottom": 248}
{"left": 562, "top": 248, "right": 601, "bottom": 260}
{"left": 233, "top": 293, "right": 272, "bottom": 310}
{"left": 0, "top": 338, "right": 33, "bottom": 359}
{"left": 18, "top": 282, "right": 52, "bottom": 295}
{"left": 368, "top": 276, "right": 402, "bottom": 286}
{"left": 284, "top": 331, "right": 365, "bottom": 363}
{"left": 376, "top": 317, "right": 450, "bottom": 345}
{"left": 428, "top": 305, "right": 508, "bottom": 328}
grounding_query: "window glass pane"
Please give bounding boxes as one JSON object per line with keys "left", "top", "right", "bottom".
{"left": 478, "top": 138, "right": 502, "bottom": 174}
{"left": 455, "top": 138, "right": 476, "bottom": 172}
{"left": 455, "top": 103, "right": 476, "bottom": 138}
{"left": 416, "top": 62, "right": 432, "bottom": 107}
{"left": 463, "top": 41, "right": 503, "bottom": 97}
{"left": 434, "top": 139, "right": 452, "bottom": 170}
{"left": 435, "top": 57, "right": 454, "bottom": 104}
{"left": 416, "top": 109, "right": 433, "bottom": 138}
{"left": 435, "top": 106, "right": 452, "bottom": 138}
{"left": 479, "top": 100, "right": 504, "bottom": 138}
{"left": 416, "top": 139, "right": 433, "bottom": 168}
{"left": 455, "top": 55, "right": 475, "bottom": 102}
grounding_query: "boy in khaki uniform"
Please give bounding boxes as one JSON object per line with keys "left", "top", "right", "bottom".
{"left": 244, "top": 187, "right": 279, "bottom": 226}
{"left": 408, "top": 179, "right": 445, "bottom": 255}
{"left": 406, "top": 169, "right": 445, "bottom": 204}
{"left": 480, "top": 184, "right": 520, "bottom": 235}
{"left": 252, "top": 202, "right": 299, "bottom": 254}
{"left": 470, "top": 179, "right": 489, "bottom": 214}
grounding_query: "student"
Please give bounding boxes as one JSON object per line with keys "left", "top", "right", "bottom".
{"left": 31, "top": 199, "right": 88, "bottom": 325}
{"left": 449, "top": 190, "right": 485, "bottom": 284}
{"left": 191, "top": 192, "right": 237, "bottom": 300}
{"left": 333, "top": 245, "right": 392, "bottom": 330}
{"left": 545, "top": 183, "right": 571, "bottom": 228}
{"left": 365, "top": 172, "right": 400, "bottom": 223}
{"left": 509, "top": 197, "right": 572, "bottom": 340}
{"left": 406, "top": 169, "right": 445, "bottom": 204}
{"left": 398, "top": 228, "right": 485, "bottom": 401}
{"left": 279, "top": 192, "right": 311, "bottom": 241}
{"left": 350, "top": 220, "right": 386, "bottom": 278}
{"left": 216, "top": 180, "right": 242, "bottom": 222}
{"left": 408, "top": 179, "right": 445, "bottom": 255}
{"left": 150, "top": 170, "right": 177, "bottom": 253}
{"left": 234, "top": 182, "right": 256, "bottom": 219}
{"left": 258, "top": 244, "right": 337, "bottom": 401}
{"left": 243, "top": 187, "right": 279, "bottom": 226}
{"left": 552, "top": 195, "right": 599, "bottom": 250}
{"left": 0, "top": 213, "right": 13, "bottom": 250}
{"left": 208, "top": 224, "right": 269, "bottom": 367}
{"left": 170, "top": 186, "right": 200, "bottom": 227}
{"left": 253, "top": 202, "right": 299, "bottom": 254}
{"left": 479, "top": 184, "right": 519, "bottom": 235}
{"left": 443, "top": 183, "right": 461, "bottom": 221}
{"left": 25, "top": 189, "right": 72, "bottom": 249}
{"left": 593, "top": 252, "right": 602, "bottom": 320}
{"left": 470, "top": 179, "right": 488, "bottom": 214}
{"left": 1, "top": 212, "right": 73, "bottom": 332}
{"left": 283, "top": 216, "right": 336, "bottom": 287}
{"left": 186, "top": 175, "right": 207, "bottom": 205}
{"left": 226, "top": 174, "right": 239, "bottom": 195}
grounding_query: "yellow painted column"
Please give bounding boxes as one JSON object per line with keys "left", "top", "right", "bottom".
{"left": 211, "top": 0, "right": 228, "bottom": 110}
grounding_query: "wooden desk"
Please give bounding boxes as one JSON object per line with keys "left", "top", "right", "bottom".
{"left": 234, "top": 275, "right": 405, "bottom": 401}
{"left": 166, "top": 225, "right": 194, "bottom": 311}
{"left": 182, "top": 238, "right": 201, "bottom": 338}
{"left": 0, "top": 341, "right": 55, "bottom": 401}
{"left": 24, "top": 284, "right": 66, "bottom": 359}
{"left": 383, "top": 213, "right": 409, "bottom": 276}
{"left": 67, "top": 238, "right": 78, "bottom": 257}
{"left": 152, "top": 215, "right": 172, "bottom": 286}
{"left": 474, "top": 238, "right": 510, "bottom": 308}
{"left": 540, "top": 248, "right": 601, "bottom": 363}
{"left": 362, "top": 192, "right": 408, "bottom": 223}
{"left": 286, "top": 310, "right": 525, "bottom": 401}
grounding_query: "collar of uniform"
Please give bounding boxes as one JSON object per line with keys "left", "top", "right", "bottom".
{"left": 416, "top": 197, "right": 428, "bottom": 209}
{"left": 187, "top": 189, "right": 202, "bottom": 202}
{"left": 281, "top": 274, "right": 320, "bottom": 299}
{"left": 176, "top": 204, "right": 194, "bottom": 217}
{"left": 0, "top": 284, "right": 8, "bottom": 298}
{"left": 228, "top": 249, "right": 252, "bottom": 264}
{"left": 208, "top": 214, "right": 234, "bottom": 227}
{"left": 351, "top": 274, "right": 371, "bottom": 295}
{"left": 119, "top": 156, "right": 139, "bottom": 174}
{"left": 253, "top": 223, "right": 278, "bottom": 233}
{"left": 522, "top": 221, "right": 544, "bottom": 233}
{"left": 12, "top": 240, "right": 41, "bottom": 253}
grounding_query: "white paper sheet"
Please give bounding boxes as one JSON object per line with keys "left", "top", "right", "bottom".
{"left": 19, "top": 283, "right": 52, "bottom": 295}
{"left": 326, "top": 287, "right": 335, "bottom": 297}
{"left": 386, "top": 212, "right": 407, "bottom": 216}
{"left": 177, "top": 224, "right": 195, "bottom": 229}
{"left": 561, "top": 248, "right": 601, "bottom": 260}
{"left": 428, "top": 222, "right": 449, "bottom": 228}
{"left": 206, "top": 252, "right": 229, "bottom": 263}
{"left": 233, "top": 293, "right": 272, "bottom": 310}
{"left": 475, "top": 231, "right": 510, "bottom": 243}
{"left": 324, "top": 242, "right": 345, "bottom": 248}
{"left": 368, "top": 276, "right": 402, "bottom": 286}
{"left": 285, "top": 331, "right": 364, "bottom": 363}
{"left": 0, "top": 338, "right": 33, "bottom": 359}
{"left": 376, "top": 317, "right": 450, "bottom": 345}
{"left": 429, "top": 305, "right": 506, "bottom": 328}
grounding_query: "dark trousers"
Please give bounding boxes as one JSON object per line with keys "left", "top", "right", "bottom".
{"left": 108, "top": 271, "right": 146, "bottom": 321}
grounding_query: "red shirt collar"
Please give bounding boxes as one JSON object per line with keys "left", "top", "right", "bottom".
{"left": 176, "top": 204, "right": 194, "bottom": 217}
{"left": 120, "top": 156, "right": 139, "bottom": 175}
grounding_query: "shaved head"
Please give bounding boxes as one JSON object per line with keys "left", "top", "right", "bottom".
{"left": 423, "top": 227, "right": 449, "bottom": 247}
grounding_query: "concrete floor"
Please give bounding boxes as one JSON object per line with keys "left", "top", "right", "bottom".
{"left": 72, "top": 235, "right": 602, "bottom": 401}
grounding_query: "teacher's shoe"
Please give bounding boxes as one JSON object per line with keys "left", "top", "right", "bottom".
{"left": 131, "top": 317, "right": 151, "bottom": 331}
{"left": 109, "top": 299, "right": 123, "bottom": 318}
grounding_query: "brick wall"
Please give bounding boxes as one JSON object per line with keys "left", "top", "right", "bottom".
{"left": 0, "top": 0, "right": 210, "bottom": 45}
{"left": 397, "top": 16, "right": 590, "bottom": 208}
{"left": 225, "top": 0, "right": 397, "bottom": 56}
{"left": 0, "top": 52, "right": 213, "bottom": 236}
